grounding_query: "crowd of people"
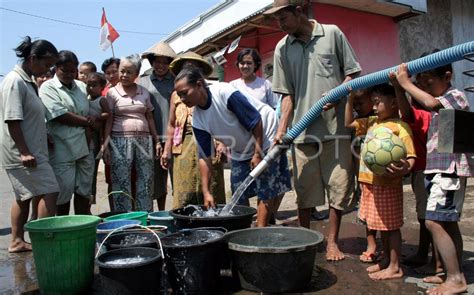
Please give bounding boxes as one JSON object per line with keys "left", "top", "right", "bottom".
{"left": 1, "top": 0, "right": 473, "bottom": 293}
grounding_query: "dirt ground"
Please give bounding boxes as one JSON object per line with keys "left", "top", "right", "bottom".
{"left": 1, "top": 166, "right": 474, "bottom": 294}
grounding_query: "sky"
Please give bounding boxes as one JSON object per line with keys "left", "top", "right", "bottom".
{"left": 0, "top": 0, "right": 221, "bottom": 78}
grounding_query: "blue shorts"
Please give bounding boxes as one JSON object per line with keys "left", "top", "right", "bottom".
{"left": 425, "top": 173, "right": 467, "bottom": 222}
{"left": 231, "top": 152, "right": 292, "bottom": 202}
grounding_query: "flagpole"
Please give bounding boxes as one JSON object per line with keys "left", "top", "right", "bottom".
{"left": 110, "top": 43, "right": 115, "bottom": 58}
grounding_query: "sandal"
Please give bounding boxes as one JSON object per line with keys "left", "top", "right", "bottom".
{"left": 359, "top": 251, "right": 379, "bottom": 263}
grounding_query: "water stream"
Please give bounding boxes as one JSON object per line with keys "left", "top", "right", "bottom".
{"left": 219, "top": 175, "right": 255, "bottom": 216}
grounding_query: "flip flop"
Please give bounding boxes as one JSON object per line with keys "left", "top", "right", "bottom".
{"left": 422, "top": 272, "right": 446, "bottom": 284}
{"left": 359, "top": 251, "right": 379, "bottom": 263}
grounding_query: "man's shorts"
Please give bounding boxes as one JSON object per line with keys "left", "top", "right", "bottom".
{"left": 411, "top": 171, "right": 429, "bottom": 219}
{"left": 425, "top": 173, "right": 467, "bottom": 222}
{"left": 231, "top": 152, "right": 291, "bottom": 202}
{"left": 51, "top": 153, "right": 95, "bottom": 205}
{"left": 293, "top": 140, "right": 355, "bottom": 210}
{"left": 5, "top": 162, "right": 60, "bottom": 201}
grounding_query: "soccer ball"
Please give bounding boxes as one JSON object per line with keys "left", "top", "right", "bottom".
{"left": 361, "top": 128, "right": 407, "bottom": 175}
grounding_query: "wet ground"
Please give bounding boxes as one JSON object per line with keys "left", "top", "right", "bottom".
{"left": 1, "top": 167, "right": 474, "bottom": 294}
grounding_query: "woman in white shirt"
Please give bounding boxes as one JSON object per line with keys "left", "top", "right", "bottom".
{"left": 230, "top": 48, "right": 279, "bottom": 109}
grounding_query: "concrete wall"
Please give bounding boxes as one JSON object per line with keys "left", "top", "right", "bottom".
{"left": 451, "top": 0, "right": 474, "bottom": 107}
{"left": 398, "top": 0, "right": 474, "bottom": 108}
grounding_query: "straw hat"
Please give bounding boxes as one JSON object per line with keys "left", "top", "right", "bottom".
{"left": 141, "top": 42, "right": 177, "bottom": 60}
{"left": 263, "top": 0, "right": 305, "bottom": 15}
{"left": 169, "top": 51, "right": 213, "bottom": 77}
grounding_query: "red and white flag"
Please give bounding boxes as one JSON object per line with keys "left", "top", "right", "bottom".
{"left": 99, "top": 8, "right": 120, "bottom": 51}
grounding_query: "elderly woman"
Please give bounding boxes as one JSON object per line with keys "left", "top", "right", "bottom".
{"left": 161, "top": 52, "right": 225, "bottom": 208}
{"left": 39, "top": 50, "right": 95, "bottom": 215}
{"left": 103, "top": 54, "right": 160, "bottom": 212}
{"left": 1, "top": 36, "right": 59, "bottom": 252}
{"left": 139, "top": 42, "right": 177, "bottom": 210}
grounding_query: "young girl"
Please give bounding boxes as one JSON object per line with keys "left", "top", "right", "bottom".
{"left": 347, "top": 89, "right": 379, "bottom": 263}
{"left": 86, "top": 72, "right": 109, "bottom": 206}
{"left": 345, "top": 83, "right": 416, "bottom": 280}
{"left": 230, "top": 48, "right": 279, "bottom": 109}
{"left": 395, "top": 58, "right": 472, "bottom": 294}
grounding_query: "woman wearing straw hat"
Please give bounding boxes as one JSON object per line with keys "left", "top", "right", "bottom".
{"left": 139, "top": 42, "right": 177, "bottom": 210}
{"left": 161, "top": 52, "right": 225, "bottom": 208}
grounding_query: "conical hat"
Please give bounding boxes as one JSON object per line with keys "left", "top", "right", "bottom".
{"left": 169, "top": 51, "right": 213, "bottom": 77}
{"left": 141, "top": 42, "right": 177, "bottom": 60}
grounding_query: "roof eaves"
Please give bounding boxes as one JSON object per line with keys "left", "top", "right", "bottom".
{"left": 164, "top": 0, "right": 234, "bottom": 43}
{"left": 202, "top": 5, "right": 271, "bottom": 44}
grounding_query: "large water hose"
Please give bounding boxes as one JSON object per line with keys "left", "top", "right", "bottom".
{"left": 249, "top": 41, "right": 474, "bottom": 178}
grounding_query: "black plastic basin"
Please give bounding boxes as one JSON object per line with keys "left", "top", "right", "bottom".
{"left": 225, "top": 227, "right": 324, "bottom": 293}
{"left": 170, "top": 204, "right": 256, "bottom": 231}
{"left": 96, "top": 247, "right": 163, "bottom": 295}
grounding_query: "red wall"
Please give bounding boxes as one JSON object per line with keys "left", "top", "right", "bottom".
{"left": 221, "top": 3, "right": 401, "bottom": 82}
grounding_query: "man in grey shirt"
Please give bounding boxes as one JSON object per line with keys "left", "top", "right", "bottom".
{"left": 265, "top": 0, "right": 361, "bottom": 261}
{"left": 139, "top": 42, "right": 177, "bottom": 210}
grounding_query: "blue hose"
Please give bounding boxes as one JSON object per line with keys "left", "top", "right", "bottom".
{"left": 250, "top": 41, "right": 474, "bottom": 179}
{"left": 283, "top": 41, "right": 474, "bottom": 143}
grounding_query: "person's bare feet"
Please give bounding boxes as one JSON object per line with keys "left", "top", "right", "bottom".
{"left": 8, "top": 240, "right": 32, "bottom": 253}
{"left": 368, "top": 266, "right": 404, "bottom": 280}
{"left": 423, "top": 273, "right": 445, "bottom": 284}
{"left": 326, "top": 243, "right": 345, "bottom": 261}
{"left": 426, "top": 276, "right": 467, "bottom": 295}
{"left": 367, "top": 258, "right": 390, "bottom": 273}
{"left": 403, "top": 253, "right": 429, "bottom": 266}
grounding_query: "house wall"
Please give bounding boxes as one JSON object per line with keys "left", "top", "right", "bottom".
{"left": 398, "top": 0, "right": 474, "bottom": 108}
{"left": 221, "top": 3, "right": 401, "bottom": 82}
{"left": 451, "top": 0, "right": 474, "bottom": 107}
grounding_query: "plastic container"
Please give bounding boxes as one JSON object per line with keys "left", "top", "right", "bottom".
{"left": 96, "top": 220, "right": 141, "bottom": 243}
{"left": 25, "top": 215, "right": 101, "bottom": 294}
{"left": 161, "top": 228, "right": 226, "bottom": 294}
{"left": 225, "top": 227, "right": 324, "bottom": 293}
{"left": 148, "top": 211, "right": 176, "bottom": 233}
{"left": 96, "top": 247, "right": 163, "bottom": 295}
{"left": 170, "top": 205, "right": 256, "bottom": 231}
{"left": 103, "top": 231, "right": 164, "bottom": 250}
{"left": 97, "top": 210, "right": 127, "bottom": 220}
{"left": 103, "top": 211, "right": 148, "bottom": 225}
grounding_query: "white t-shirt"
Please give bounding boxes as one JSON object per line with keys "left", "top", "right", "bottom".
{"left": 230, "top": 76, "right": 279, "bottom": 108}
{"left": 192, "top": 82, "right": 277, "bottom": 161}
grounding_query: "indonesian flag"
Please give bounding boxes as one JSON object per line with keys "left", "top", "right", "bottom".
{"left": 99, "top": 8, "right": 120, "bottom": 51}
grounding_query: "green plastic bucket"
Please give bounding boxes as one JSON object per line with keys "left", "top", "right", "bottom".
{"left": 25, "top": 215, "right": 101, "bottom": 295}
{"left": 103, "top": 211, "right": 148, "bottom": 225}
{"left": 148, "top": 211, "right": 176, "bottom": 232}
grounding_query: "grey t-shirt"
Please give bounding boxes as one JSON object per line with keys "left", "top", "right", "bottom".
{"left": 272, "top": 21, "right": 362, "bottom": 143}
{"left": 138, "top": 71, "right": 174, "bottom": 142}
{"left": 0, "top": 65, "right": 49, "bottom": 168}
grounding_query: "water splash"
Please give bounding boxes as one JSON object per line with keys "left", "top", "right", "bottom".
{"left": 185, "top": 205, "right": 221, "bottom": 217}
{"left": 219, "top": 175, "right": 255, "bottom": 216}
{"left": 118, "top": 234, "right": 155, "bottom": 247}
{"left": 104, "top": 256, "right": 148, "bottom": 265}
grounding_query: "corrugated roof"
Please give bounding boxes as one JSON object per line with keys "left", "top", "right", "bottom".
{"left": 202, "top": 6, "right": 270, "bottom": 44}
